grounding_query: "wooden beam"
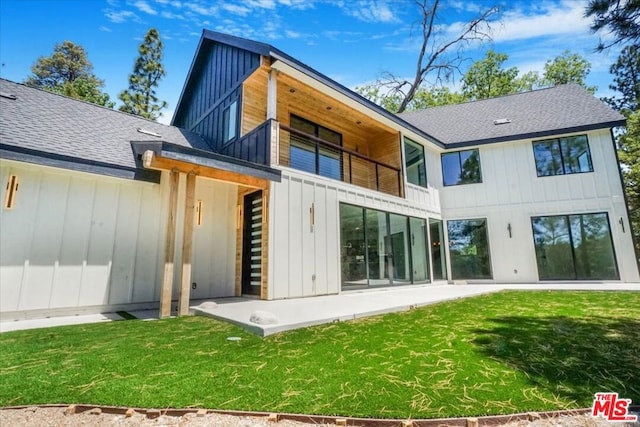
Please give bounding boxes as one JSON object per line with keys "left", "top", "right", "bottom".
{"left": 160, "top": 170, "right": 179, "bottom": 318}
{"left": 143, "top": 150, "right": 268, "bottom": 189}
{"left": 178, "top": 172, "right": 197, "bottom": 316}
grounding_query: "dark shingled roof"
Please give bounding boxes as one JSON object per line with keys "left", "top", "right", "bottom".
{"left": 399, "top": 84, "right": 626, "bottom": 148}
{"left": 0, "top": 78, "right": 211, "bottom": 179}
{"left": 0, "top": 78, "right": 280, "bottom": 183}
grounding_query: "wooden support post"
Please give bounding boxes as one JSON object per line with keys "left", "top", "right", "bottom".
{"left": 178, "top": 172, "right": 197, "bottom": 316}
{"left": 160, "top": 170, "right": 179, "bottom": 318}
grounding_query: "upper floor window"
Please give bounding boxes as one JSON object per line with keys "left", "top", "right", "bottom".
{"left": 404, "top": 137, "right": 427, "bottom": 188}
{"left": 222, "top": 100, "right": 238, "bottom": 143}
{"left": 532, "top": 135, "right": 593, "bottom": 177}
{"left": 441, "top": 149, "right": 482, "bottom": 186}
{"left": 289, "top": 115, "right": 342, "bottom": 180}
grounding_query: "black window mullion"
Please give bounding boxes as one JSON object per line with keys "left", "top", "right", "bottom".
{"left": 565, "top": 214, "right": 579, "bottom": 280}
{"left": 457, "top": 152, "right": 463, "bottom": 185}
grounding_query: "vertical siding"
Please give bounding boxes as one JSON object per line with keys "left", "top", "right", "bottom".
{"left": 437, "top": 130, "right": 639, "bottom": 283}
{"left": 191, "top": 178, "right": 237, "bottom": 299}
{"left": 268, "top": 170, "right": 440, "bottom": 300}
{"left": 0, "top": 162, "right": 165, "bottom": 313}
{"left": 174, "top": 42, "right": 261, "bottom": 151}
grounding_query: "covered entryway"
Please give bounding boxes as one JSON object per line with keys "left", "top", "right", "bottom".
{"left": 135, "top": 142, "right": 280, "bottom": 318}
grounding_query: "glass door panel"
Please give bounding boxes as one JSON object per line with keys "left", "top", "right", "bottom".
{"left": 409, "top": 217, "right": 430, "bottom": 283}
{"left": 569, "top": 213, "right": 618, "bottom": 280}
{"left": 531, "top": 215, "right": 575, "bottom": 279}
{"left": 429, "top": 219, "right": 447, "bottom": 280}
{"left": 365, "top": 209, "right": 390, "bottom": 286}
{"left": 340, "top": 204, "right": 367, "bottom": 289}
{"left": 389, "top": 213, "right": 410, "bottom": 283}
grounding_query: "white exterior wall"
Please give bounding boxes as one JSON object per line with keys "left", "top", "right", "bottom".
{"left": 0, "top": 160, "right": 165, "bottom": 315}
{"left": 436, "top": 129, "right": 639, "bottom": 283}
{"left": 0, "top": 161, "right": 238, "bottom": 318}
{"left": 267, "top": 167, "right": 442, "bottom": 299}
{"left": 191, "top": 177, "right": 237, "bottom": 299}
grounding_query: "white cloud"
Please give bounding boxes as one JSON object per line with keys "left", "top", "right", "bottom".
{"left": 222, "top": 3, "right": 251, "bottom": 16}
{"left": 183, "top": 2, "right": 218, "bottom": 16}
{"left": 133, "top": 0, "right": 158, "bottom": 15}
{"left": 105, "top": 10, "right": 138, "bottom": 23}
{"left": 161, "top": 10, "right": 185, "bottom": 20}
{"left": 492, "top": 1, "right": 590, "bottom": 43}
{"left": 342, "top": 0, "right": 399, "bottom": 23}
{"left": 99, "top": 26, "right": 112, "bottom": 32}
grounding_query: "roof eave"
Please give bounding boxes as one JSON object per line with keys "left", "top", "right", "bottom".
{"left": 443, "top": 120, "right": 627, "bottom": 149}
{"left": 269, "top": 51, "right": 446, "bottom": 148}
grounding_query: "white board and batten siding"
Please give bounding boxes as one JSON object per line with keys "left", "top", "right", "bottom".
{"left": 0, "top": 161, "right": 239, "bottom": 319}
{"left": 267, "top": 167, "right": 443, "bottom": 300}
{"left": 190, "top": 177, "right": 237, "bottom": 299}
{"left": 0, "top": 160, "right": 166, "bottom": 316}
{"left": 437, "top": 129, "right": 640, "bottom": 283}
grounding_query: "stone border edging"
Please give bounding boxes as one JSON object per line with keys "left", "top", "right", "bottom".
{"left": 5, "top": 404, "right": 638, "bottom": 426}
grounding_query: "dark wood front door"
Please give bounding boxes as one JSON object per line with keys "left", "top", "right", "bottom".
{"left": 242, "top": 191, "right": 263, "bottom": 296}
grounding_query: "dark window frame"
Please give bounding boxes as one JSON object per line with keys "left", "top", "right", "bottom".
{"left": 441, "top": 149, "right": 482, "bottom": 187}
{"left": 532, "top": 134, "right": 594, "bottom": 177}
{"left": 289, "top": 114, "right": 344, "bottom": 181}
{"left": 446, "top": 217, "right": 493, "bottom": 280}
{"left": 404, "top": 137, "right": 428, "bottom": 188}
{"left": 530, "top": 212, "right": 619, "bottom": 280}
{"left": 339, "top": 202, "right": 431, "bottom": 289}
{"left": 222, "top": 99, "right": 239, "bottom": 143}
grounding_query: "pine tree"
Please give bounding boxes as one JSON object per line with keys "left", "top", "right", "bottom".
{"left": 118, "top": 28, "right": 168, "bottom": 120}
{"left": 25, "top": 40, "right": 114, "bottom": 108}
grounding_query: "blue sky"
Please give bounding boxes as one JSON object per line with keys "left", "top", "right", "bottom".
{"left": 0, "top": 0, "right": 624, "bottom": 124}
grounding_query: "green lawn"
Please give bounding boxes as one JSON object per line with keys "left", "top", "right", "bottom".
{"left": 1, "top": 291, "right": 638, "bottom": 419}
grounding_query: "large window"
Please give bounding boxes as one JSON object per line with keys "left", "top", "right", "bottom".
{"left": 289, "top": 115, "right": 342, "bottom": 180}
{"left": 441, "top": 149, "right": 482, "bottom": 186}
{"left": 404, "top": 137, "right": 427, "bottom": 187}
{"left": 531, "top": 213, "right": 618, "bottom": 280}
{"left": 340, "top": 204, "right": 431, "bottom": 290}
{"left": 533, "top": 135, "right": 593, "bottom": 177}
{"left": 447, "top": 218, "right": 492, "bottom": 279}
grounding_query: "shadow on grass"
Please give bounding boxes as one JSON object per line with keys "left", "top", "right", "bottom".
{"left": 473, "top": 316, "right": 640, "bottom": 405}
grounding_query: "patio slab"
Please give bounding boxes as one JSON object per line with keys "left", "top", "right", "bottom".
{"left": 193, "top": 283, "right": 640, "bottom": 336}
{"left": 2, "top": 283, "right": 638, "bottom": 334}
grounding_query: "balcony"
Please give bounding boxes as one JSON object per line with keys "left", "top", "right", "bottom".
{"left": 240, "top": 64, "right": 405, "bottom": 197}
{"left": 278, "top": 124, "right": 402, "bottom": 197}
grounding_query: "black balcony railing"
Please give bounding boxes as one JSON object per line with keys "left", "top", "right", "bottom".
{"left": 279, "top": 124, "right": 402, "bottom": 197}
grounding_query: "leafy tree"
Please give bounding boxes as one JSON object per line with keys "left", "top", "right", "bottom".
{"left": 118, "top": 28, "right": 168, "bottom": 120}
{"left": 461, "top": 50, "right": 520, "bottom": 100}
{"left": 361, "top": 0, "right": 499, "bottom": 113}
{"left": 618, "top": 111, "right": 640, "bottom": 257}
{"left": 356, "top": 84, "right": 466, "bottom": 113}
{"left": 52, "top": 78, "right": 115, "bottom": 108}
{"left": 585, "top": 0, "right": 640, "bottom": 51}
{"left": 542, "top": 51, "right": 597, "bottom": 93}
{"left": 25, "top": 40, "right": 113, "bottom": 108}
{"left": 605, "top": 45, "right": 639, "bottom": 113}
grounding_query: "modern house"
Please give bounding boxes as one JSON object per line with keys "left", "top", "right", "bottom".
{"left": 1, "top": 30, "right": 638, "bottom": 321}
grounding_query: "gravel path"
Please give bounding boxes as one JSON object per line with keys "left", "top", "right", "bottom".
{"left": 1, "top": 407, "right": 638, "bottom": 427}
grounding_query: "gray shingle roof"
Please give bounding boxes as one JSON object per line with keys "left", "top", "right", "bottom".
{"left": 0, "top": 78, "right": 211, "bottom": 176}
{"left": 399, "top": 84, "right": 626, "bottom": 148}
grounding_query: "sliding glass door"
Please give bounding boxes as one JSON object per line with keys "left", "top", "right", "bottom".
{"left": 340, "top": 203, "right": 431, "bottom": 290}
{"left": 531, "top": 212, "right": 619, "bottom": 280}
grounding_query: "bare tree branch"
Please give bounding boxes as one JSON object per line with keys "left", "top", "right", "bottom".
{"left": 376, "top": 0, "right": 500, "bottom": 113}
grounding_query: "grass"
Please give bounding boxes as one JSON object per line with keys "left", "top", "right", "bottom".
{"left": 0, "top": 290, "right": 638, "bottom": 419}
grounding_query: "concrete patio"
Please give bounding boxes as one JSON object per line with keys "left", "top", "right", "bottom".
{"left": 193, "top": 283, "right": 640, "bottom": 336}
{"left": 2, "top": 283, "right": 638, "bottom": 335}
